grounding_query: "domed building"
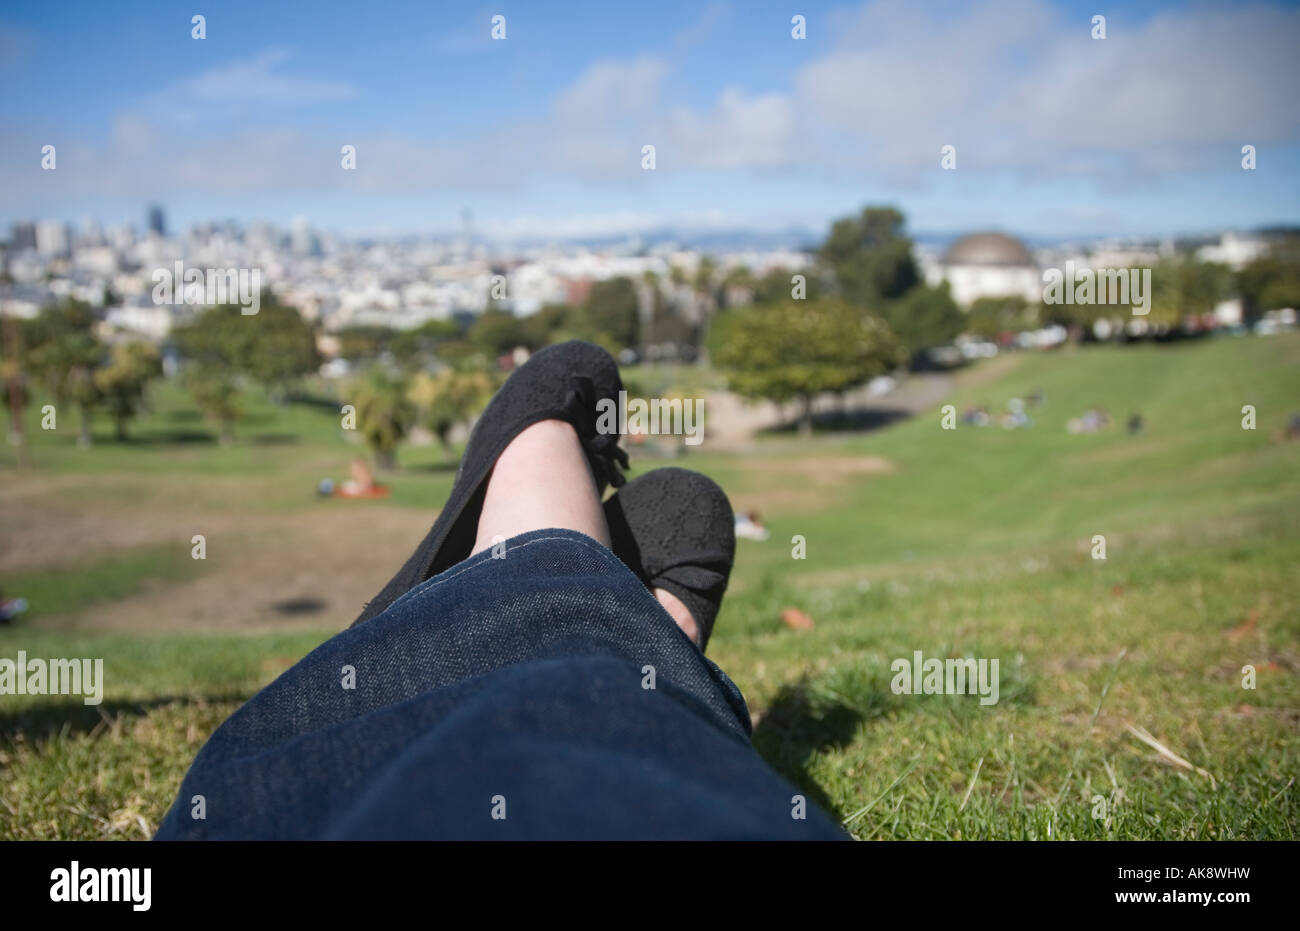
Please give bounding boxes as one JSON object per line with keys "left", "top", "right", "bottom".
{"left": 926, "top": 231, "right": 1041, "bottom": 308}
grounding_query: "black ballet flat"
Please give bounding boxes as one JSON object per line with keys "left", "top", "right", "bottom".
{"left": 602, "top": 467, "right": 736, "bottom": 651}
{"left": 352, "top": 340, "right": 627, "bottom": 627}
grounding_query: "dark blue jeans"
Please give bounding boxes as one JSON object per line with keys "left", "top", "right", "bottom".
{"left": 156, "top": 529, "right": 846, "bottom": 839}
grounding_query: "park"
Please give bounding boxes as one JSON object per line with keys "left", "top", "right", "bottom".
{"left": 2, "top": 324, "right": 1296, "bottom": 839}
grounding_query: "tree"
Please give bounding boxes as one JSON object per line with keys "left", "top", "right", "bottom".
{"left": 1, "top": 312, "right": 28, "bottom": 449}
{"left": 881, "top": 282, "right": 965, "bottom": 361}
{"left": 24, "top": 300, "right": 104, "bottom": 447}
{"left": 519, "top": 303, "right": 573, "bottom": 350}
{"left": 1237, "top": 238, "right": 1300, "bottom": 321}
{"left": 185, "top": 367, "right": 241, "bottom": 445}
{"left": 390, "top": 318, "right": 461, "bottom": 368}
{"left": 720, "top": 265, "right": 755, "bottom": 307}
{"left": 468, "top": 307, "right": 530, "bottom": 359}
{"left": 966, "top": 295, "right": 1035, "bottom": 340}
{"left": 351, "top": 368, "right": 415, "bottom": 470}
{"left": 408, "top": 369, "right": 494, "bottom": 457}
{"left": 713, "top": 299, "right": 904, "bottom": 437}
{"left": 0, "top": 355, "right": 28, "bottom": 446}
{"left": 693, "top": 256, "right": 718, "bottom": 302}
{"left": 818, "top": 207, "right": 920, "bottom": 306}
{"left": 580, "top": 277, "right": 640, "bottom": 350}
{"left": 753, "top": 266, "right": 820, "bottom": 305}
{"left": 1147, "top": 258, "right": 1231, "bottom": 328}
{"left": 243, "top": 299, "right": 320, "bottom": 401}
{"left": 337, "top": 325, "right": 398, "bottom": 362}
{"left": 94, "top": 342, "right": 162, "bottom": 440}
{"left": 172, "top": 304, "right": 252, "bottom": 443}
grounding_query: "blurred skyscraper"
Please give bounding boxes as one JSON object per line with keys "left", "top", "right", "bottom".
{"left": 10, "top": 221, "right": 36, "bottom": 251}
{"left": 147, "top": 205, "right": 166, "bottom": 237}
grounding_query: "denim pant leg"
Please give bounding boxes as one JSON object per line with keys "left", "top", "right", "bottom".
{"left": 155, "top": 529, "right": 846, "bottom": 839}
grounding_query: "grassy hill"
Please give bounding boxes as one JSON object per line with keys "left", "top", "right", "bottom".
{"left": 2, "top": 333, "right": 1297, "bottom": 838}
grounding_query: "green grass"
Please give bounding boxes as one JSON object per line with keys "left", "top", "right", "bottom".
{"left": 4, "top": 546, "right": 202, "bottom": 623}
{"left": 1, "top": 333, "right": 1297, "bottom": 838}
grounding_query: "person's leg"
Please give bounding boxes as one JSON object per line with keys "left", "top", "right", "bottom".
{"left": 481, "top": 453, "right": 713, "bottom": 667}
{"left": 471, "top": 421, "right": 703, "bottom": 644}
{"left": 472, "top": 419, "right": 611, "bottom": 553}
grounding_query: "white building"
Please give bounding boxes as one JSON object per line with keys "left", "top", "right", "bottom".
{"left": 1196, "top": 232, "right": 1268, "bottom": 270}
{"left": 925, "top": 232, "right": 1041, "bottom": 307}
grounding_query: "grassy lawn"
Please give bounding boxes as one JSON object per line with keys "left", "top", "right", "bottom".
{"left": 1, "top": 333, "right": 1297, "bottom": 839}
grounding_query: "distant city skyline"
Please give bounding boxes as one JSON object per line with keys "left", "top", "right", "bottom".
{"left": 2, "top": 0, "right": 1298, "bottom": 241}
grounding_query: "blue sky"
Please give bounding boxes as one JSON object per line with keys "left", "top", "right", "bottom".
{"left": 2, "top": 0, "right": 1298, "bottom": 242}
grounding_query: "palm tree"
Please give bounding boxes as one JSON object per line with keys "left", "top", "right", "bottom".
{"left": 95, "top": 342, "right": 163, "bottom": 441}
{"left": 185, "top": 367, "right": 242, "bottom": 445}
{"left": 352, "top": 369, "right": 415, "bottom": 470}
{"left": 408, "top": 369, "right": 493, "bottom": 459}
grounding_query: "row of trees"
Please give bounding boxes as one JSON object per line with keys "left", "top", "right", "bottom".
{"left": 4, "top": 293, "right": 320, "bottom": 446}
{"left": 170, "top": 298, "right": 320, "bottom": 443}
{"left": 5, "top": 300, "right": 162, "bottom": 446}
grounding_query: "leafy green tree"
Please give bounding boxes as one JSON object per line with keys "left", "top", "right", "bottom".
{"left": 433, "top": 336, "right": 485, "bottom": 371}
{"left": 172, "top": 303, "right": 253, "bottom": 369}
{"left": 694, "top": 256, "right": 718, "bottom": 301}
{"left": 408, "top": 369, "right": 494, "bottom": 457}
{"left": 818, "top": 207, "right": 920, "bottom": 305}
{"left": 520, "top": 303, "right": 574, "bottom": 349}
{"left": 719, "top": 265, "right": 755, "bottom": 308}
{"left": 966, "top": 295, "right": 1035, "bottom": 339}
{"left": 0, "top": 356, "right": 28, "bottom": 446}
{"left": 65, "top": 365, "right": 104, "bottom": 447}
{"left": 469, "top": 307, "right": 530, "bottom": 358}
{"left": 713, "top": 299, "right": 904, "bottom": 437}
{"left": 579, "top": 277, "right": 640, "bottom": 350}
{"left": 881, "top": 282, "right": 965, "bottom": 360}
{"left": 337, "top": 326, "right": 398, "bottom": 362}
{"left": 94, "top": 342, "right": 162, "bottom": 440}
{"left": 646, "top": 301, "right": 696, "bottom": 348}
{"left": 390, "top": 318, "right": 462, "bottom": 368}
{"left": 351, "top": 369, "right": 415, "bottom": 469}
{"left": 1148, "top": 258, "right": 1231, "bottom": 327}
{"left": 184, "top": 367, "right": 241, "bottom": 445}
{"left": 753, "top": 266, "right": 821, "bottom": 305}
{"left": 24, "top": 300, "right": 104, "bottom": 446}
{"left": 172, "top": 304, "right": 253, "bottom": 443}
{"left": 1237, "top": 238, "right": 1300, "bottom": 321}
{"left": 244, "top": 300, "right": 320, "bottom": 401}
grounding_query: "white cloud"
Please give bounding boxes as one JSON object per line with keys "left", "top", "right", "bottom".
{"left": 665, "top": 88, "right": 797, "bottom": 169}
{"left": 4, "top": 1, "right": 1297, "bottom": 215}
{"left": 796, "top": 0, "right": 1300, "bottom": 178}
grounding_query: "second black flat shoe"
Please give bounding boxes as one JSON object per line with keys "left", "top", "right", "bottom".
{"left": 352, "top": 340, "right": 627, "bottom": 627}
{"left": 603, "top": 467, "right": 736, "bottom": 651}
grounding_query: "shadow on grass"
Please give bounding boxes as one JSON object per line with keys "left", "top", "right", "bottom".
{"left": 751, "top": 660, "right": 1036, "bottom": 814}
{"left": 751, "top": 675, "right": 884, "bottom": 814}
{"left": 118, "top": 430, "right": 217, "bottom": 445}
{"left": 759, "top": 406, "right": 912, "bottom": 437}
{"left": 0, "top": 693, "right": 254, "bottom": 743}
{"left": 248, "top": 432, "right": 300, "bottom": 446}
{"left": 286, "top": 391, "right": 343, "bottom": 412}
{"left": 271, "top": 597, "right": 328, "bottom": 615}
